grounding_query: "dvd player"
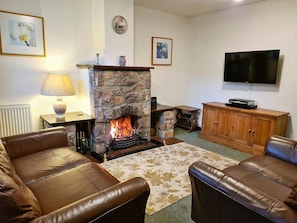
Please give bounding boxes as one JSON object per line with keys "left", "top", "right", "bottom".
{"left": 225, "top": 98, "right": 257, "bottom": 109}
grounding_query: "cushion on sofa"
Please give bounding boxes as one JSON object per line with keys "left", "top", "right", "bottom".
{"left": 223, "top": 165, "right": 291, "bottom": 201}
{"left": 28, "top": 162, "right": 119, "bottom": 214}
{"left": 285, "top": 187, "right": 297, "bottom": 209}
{"left": 11, "top": 147, "right": 91, "bottom": 185}
{"left": 265, "top": 135, "right": 297, "bottom": 165}
{"left": 239, "top": 155, "right": 297, "bottom": 188}
{"left": 0, "top": 140, "right": 15, "bottom": 175}
{"left": 0, "top": 170, "right": 41, "bottom": 223}
{"left": 2, "top": 127, "right": 69, "bottom": 159}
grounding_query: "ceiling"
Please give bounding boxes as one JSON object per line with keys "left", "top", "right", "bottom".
{"left": 134, "top": 0, "right": 268, "bottom": 17}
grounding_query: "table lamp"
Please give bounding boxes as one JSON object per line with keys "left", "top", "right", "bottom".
{"left": 41, "top": 73, "right": 75, "bottom": 118}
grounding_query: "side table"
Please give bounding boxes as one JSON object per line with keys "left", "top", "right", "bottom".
{"left": 176, "top": 106, "right": 200, "bottom": 132}
{"left": 40, "top": 111, "right": 95, "bottom": 153}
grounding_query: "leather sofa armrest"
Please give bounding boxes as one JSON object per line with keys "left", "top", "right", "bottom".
{"left": 2, "top": 127, "right": 69, "bottom": 159}
{"left": 265, "top": 135, "right": 297, "bottom": 165}
{"left": 30, "top": 177, "right": 150, "bottom": 223}
{"left": 189, "top": 161, "right": 297, "bottom": 223}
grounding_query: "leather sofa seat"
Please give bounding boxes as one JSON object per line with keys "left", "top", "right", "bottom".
{"left": 28, "top": 162, "right": 119, "bottom": 214}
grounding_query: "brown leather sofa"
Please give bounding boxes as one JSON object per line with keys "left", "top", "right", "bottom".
{"left": 189, "top": 135, "right": 297, "bottom": 223}
{"left": 0, "top": 127, "right": 150, "bottom": 223}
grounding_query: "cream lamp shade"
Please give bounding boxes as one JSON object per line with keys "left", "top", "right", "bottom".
{"left": 41, "top": 73, "right": 75, "bottom": 118}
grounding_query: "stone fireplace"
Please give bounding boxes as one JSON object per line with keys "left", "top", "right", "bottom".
{"left": 88, "top": 65, "right": 153, "bottom": 154}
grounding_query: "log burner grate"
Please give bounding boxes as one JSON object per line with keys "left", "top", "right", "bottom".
{"left": 110, "top": 134, "right": 137, "bottom": 150}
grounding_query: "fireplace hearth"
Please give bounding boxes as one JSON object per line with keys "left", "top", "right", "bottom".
{"left": 92, "top": 137, "right": 161, "bottom": 162}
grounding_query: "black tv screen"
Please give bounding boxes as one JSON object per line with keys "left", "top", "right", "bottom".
{"left": 224, "top": 49, "right": 280, "bottom": 84}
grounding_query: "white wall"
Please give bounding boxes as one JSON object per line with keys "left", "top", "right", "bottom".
{"left": 134, "top": 6, "right": 190, "bottom": 106}
{"left": 134, "top": 0, "right": 297, "bottom": 139}
{"left": 104, "top": 0, "right": 134, "bottom": 66}
{"left": 188, "top": 0, "right": 297, "bottom": 138}
{"left": 0, "top": 0, "right": 133, "bottom": 131}
{"left": 1, "top": 0, "right": 297, "bottom": 139}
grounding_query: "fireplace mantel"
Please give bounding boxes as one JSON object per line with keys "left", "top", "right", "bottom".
{"left": 77, "top": 64, "right": 154, "bottom": 71}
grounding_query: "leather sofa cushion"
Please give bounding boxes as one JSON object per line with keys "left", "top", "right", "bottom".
{"left": 223, "top": 165, "right": 291, "bottom": 202}
{"left": 11, "top": 147, "right": 91, "bottom": 185}
{"left": 0, "top": 140, "right": 42, "bottom": 222}
{"left": 0, "top": 170, "right": 41, "bottom": 223}
{"left": 0, "top": 140, "right": 15, "bottom": 175}
{"left": 2, "top": 127, "right": 69, "bottom": 159}
{"left": 285, "top": 187, "right": 297, "bottom": 209}
{"left": 239, "top": 155, "right": 297, "bottom": 188}
{"left": 28, "top": 162, "right": 119, "bottom": 214}
{"left": 265, "top": 135, "right": 297, "bottom": 165}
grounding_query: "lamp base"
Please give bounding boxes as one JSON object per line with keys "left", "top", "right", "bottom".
{"left": 53, "top": 98, "right": 67, "bottom": 118}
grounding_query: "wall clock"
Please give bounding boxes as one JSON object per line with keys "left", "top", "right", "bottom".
{"left": 112, "top": 15, "right": 128, "bottom": 34}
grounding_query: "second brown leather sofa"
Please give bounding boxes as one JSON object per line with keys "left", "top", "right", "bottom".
{"left": 189, "top": 135, "right": 297, "bottom": 223}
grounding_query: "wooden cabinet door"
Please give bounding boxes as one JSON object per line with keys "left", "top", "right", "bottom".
{"left": 233, "top": 112, "right": 253, "bottom": 146}
{"left": 201, "top": 105, "right": 218, "bottom": 136}
{"left": 251, "top": 115, "right": 275, "bottom": 150}
{"left": 216, "top": 109, "right": 233, "bottom": 139}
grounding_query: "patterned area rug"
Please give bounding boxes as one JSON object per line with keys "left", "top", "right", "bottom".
{"left": 101, "top": 142, "right": 238, "bottom": 215}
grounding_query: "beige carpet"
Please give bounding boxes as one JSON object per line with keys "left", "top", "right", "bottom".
{"left": 101, "top": 142, "right": 238, "bottom": 215}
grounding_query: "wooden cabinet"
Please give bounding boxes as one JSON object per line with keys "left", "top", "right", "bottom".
{"left": 200, "top": 102, "right": 289, "bottom": 155}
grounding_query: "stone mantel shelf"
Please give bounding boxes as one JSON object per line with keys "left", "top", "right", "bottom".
{"left": 77, "top": 64, "right": 154, "bottom": 71}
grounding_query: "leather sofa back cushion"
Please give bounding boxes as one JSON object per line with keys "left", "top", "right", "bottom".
{"left": 285, "top": 187, "right": 297, "bottom": 209}
{"left": 2, "top": 127, "right": 69, "bottom": 159}
{"left": 0, "top": 140, "right": 15, "bottom": 175}
{"left": 0, "top": 171, "right": 42, "bottom": 223}
{"left": 0, "top": 140, "right": 41, "bottom": 222}
{"left": 240, "top": 155, "right": 297, "bottom": 188}
{"left": 12, "top": 147, "right": 91, "bottom": 185}
{"left": 265, "top": 135, "right": 297, "bottom": 165}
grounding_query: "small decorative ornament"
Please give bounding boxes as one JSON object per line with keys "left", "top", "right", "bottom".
{"left": 113, "top": 15, "right": 128, "bottom": 34}
{"left": 119, "top": 56, "right": 126, "bottom": 66}
{"left": 96, "top": 53, "right": 100, "bottom": 64}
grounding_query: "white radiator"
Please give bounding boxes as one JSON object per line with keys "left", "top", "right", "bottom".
{"left": 0, "top": 104, "right": 32, "bottom": 138}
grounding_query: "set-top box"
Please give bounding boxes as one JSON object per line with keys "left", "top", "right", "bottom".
{"left": 225, "top": 98, "right": 257, "bottom": 109}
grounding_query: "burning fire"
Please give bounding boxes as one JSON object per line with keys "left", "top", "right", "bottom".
{"left": 110, "top": 116, "right": 135, "bottom": 139}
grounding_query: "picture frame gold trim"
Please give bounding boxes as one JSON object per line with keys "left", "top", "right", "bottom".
{"left": 151, "top": 37, "right": 172, "bottom": 66}
{"left": 0, "top": 10, "right": 46, "bottom": 57}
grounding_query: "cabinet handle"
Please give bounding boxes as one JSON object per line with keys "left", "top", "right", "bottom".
{"left": 248, "top": 129, "right": 252, "bottom": 132}
{"left": 252, "top": 130, "right": 255, "bottom": 134}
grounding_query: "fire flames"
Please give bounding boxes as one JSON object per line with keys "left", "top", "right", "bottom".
{"left": 110, "top": 116, "right": 135, "bottom": 139}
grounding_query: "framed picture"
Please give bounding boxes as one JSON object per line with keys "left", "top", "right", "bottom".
{"left": 151, "top": 37, "right": 172, "bottom": 66}
{"left": 0, "top": 10, "right": 46, "bottom": 57}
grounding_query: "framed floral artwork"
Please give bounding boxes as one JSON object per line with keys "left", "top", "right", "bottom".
{"left": 0, "top": 10, "right": 46, "bottom": 57}
{"left": 151, "top": 37, "right": 172, "bottom": 66}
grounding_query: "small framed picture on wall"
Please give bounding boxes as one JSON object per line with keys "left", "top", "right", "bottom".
{"left": 151, "top": 37, "right": 172, "bottom": 66}
{"left": 0, "top": 10, "right": 46, "bottom": 57}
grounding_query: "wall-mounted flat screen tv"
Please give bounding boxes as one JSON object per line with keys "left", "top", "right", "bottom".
{"left": 224, "top": 49, "right": 280, "bottom": 84}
